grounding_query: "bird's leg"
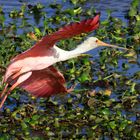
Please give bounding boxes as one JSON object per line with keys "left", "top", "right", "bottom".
{"left": 0, "top": 82, "right": 19, "bottom": 109}
{"left": 1, "top": 69, "right": 23, "bottom": 98}
{"left": 10, "top": 67, "right": 31, "bottom": 81}
{"left": 2, "top": 68, "right": 22, "bottom": 85}
{"left": 0, "top": 83, "right": 8, "bottom": 98}
{"left": 0, "top": 71, "right": 32, "bottom": 109}
{"left": 11, "top": 70, "right": 22, "bottom": 80}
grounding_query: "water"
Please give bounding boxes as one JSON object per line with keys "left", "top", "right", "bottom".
{"left": 0, "top": 0, "right": 131, "bottom": 22}
{"left": 0, "top": 0, "right": 139, "bottom": 138}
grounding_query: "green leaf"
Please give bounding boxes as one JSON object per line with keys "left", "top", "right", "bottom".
{"left": 119, "top": 121, "right": 127, "bottom": 131}
{"left": 101, "top": 108, "right": 110, "bottom": 115}
{"left": 109, "top": 121, "right": 117, "bottom": 129}
{"left": 34, "top": 27, "right": 42, "bottom": 36}
{"left": 78, "top": 72, "right": 90, "bottom": 83}
{"left": 21, "top": 122, "right": 28, "bottom": 130}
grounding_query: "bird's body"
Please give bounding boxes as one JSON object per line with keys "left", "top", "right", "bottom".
{"left": 12, "top": 38, "right": 97, "bottom": 67}
{"left": 0, "top": 13, "right": 127, "bottom": 108}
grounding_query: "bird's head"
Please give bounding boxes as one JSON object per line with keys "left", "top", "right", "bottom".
{"left": 86, "top": 37, "right": 128, "bottom": 50}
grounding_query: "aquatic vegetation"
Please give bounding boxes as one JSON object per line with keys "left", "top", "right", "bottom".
{"left": 0, "top": 0, "right": 140, "bottom": 139}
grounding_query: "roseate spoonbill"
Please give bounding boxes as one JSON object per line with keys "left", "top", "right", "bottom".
{"left": 0, "top": 13, "right": 128, "bottom": 108}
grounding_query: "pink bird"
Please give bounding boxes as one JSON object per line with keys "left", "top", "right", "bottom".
{"left": 0, "top": 13, "right": 127, "bottom": 108}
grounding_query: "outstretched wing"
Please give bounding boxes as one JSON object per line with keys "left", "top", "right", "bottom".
{"left": 39, "top": 13, "right": 100, "bottom": 47}
{"left": 18, "top": 66, "right": 67, "bottom": 97}
{"left": 12, "top": 13, "right": 100, "bottom": 61}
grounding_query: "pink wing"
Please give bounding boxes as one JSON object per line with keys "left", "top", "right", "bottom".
{"left": 12, "top": 13, "right": 100, "bottom": 61}
{"left": 39, "top": 13, "right": 100, "bottom": 47}
{"left": 18, "top": 66, "right": 67, "bottom": 97}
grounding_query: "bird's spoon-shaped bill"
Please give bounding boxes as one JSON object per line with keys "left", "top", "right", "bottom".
{"left": 97, "top": 39, "right": 129, "bottom": 50}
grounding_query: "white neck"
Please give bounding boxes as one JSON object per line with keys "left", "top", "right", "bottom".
{"left": 55, "top": 38, "right": 97, "bottom": 62}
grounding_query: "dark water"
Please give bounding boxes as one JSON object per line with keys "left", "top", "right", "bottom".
{"left": 0, "top": 0, "right": 132, "bottom": 37}
{"left": 0, "top": 0, "right": 139, "bottom": 138}
{"left": 0, "top": 0, "right": 131, "bottom": 21}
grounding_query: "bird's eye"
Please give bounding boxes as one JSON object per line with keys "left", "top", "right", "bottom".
{"left": 96, "top": 40, "right": 98, "bottom": 43}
